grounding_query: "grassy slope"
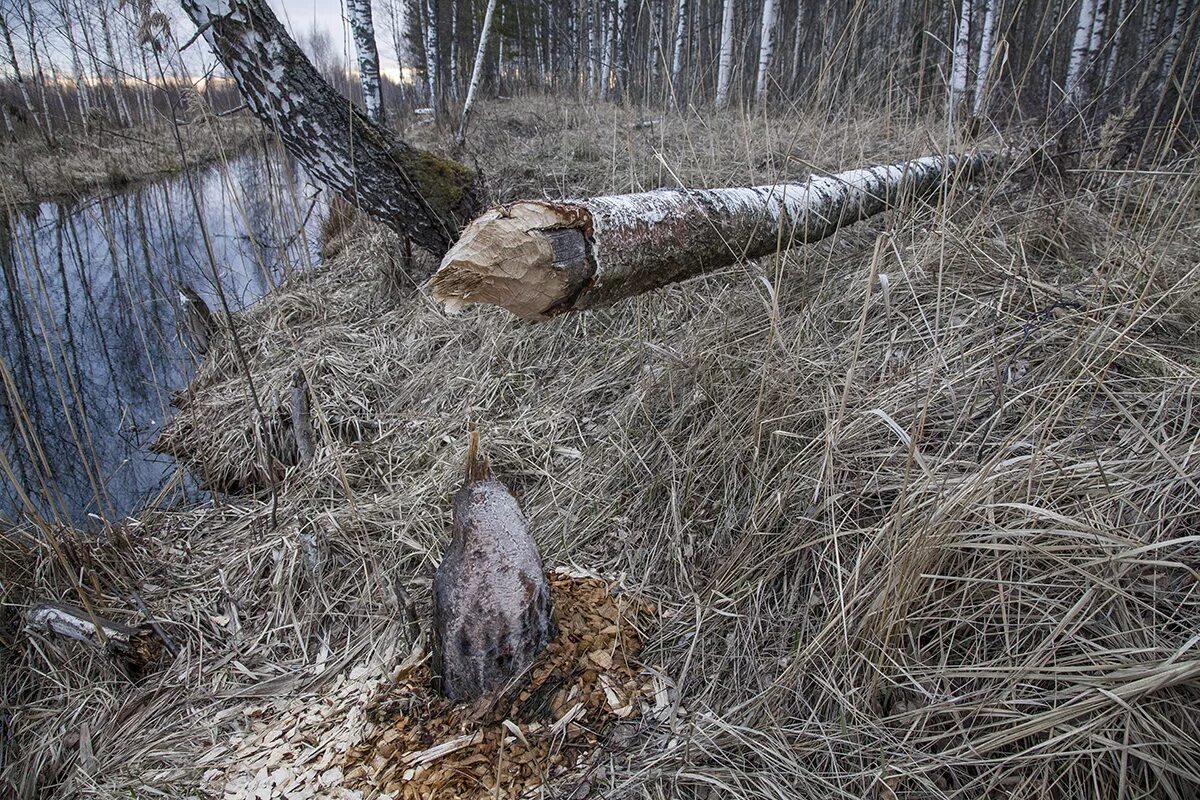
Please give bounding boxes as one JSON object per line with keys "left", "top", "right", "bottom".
{"left": 4, "top": 99, "right": 1200, "bottom": 798}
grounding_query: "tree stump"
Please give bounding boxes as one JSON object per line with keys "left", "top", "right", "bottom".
{"left": 432, "top": 434, "right": 553, "bottom": 702}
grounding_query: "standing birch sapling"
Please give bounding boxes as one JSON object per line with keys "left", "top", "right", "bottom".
{"left": 457, "top": 0, "right": 498, "bottom": 144}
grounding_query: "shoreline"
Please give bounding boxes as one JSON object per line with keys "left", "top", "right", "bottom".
{"left": 0, "top": 113, "right": 267, "bottom": 207}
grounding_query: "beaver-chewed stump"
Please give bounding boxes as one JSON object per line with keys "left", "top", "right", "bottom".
{"left": 432, "top": 433, "right": 553, "bottom": 702}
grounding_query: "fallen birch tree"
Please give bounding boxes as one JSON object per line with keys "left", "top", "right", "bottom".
{"left": 429, "top": 153, "right": 999, "bottom": 319}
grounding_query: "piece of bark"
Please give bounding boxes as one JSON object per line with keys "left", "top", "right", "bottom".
{"left": 429, "top": 153, "right": 999, "bottom": 318}
{"left": 26, "top": 601, "right": 163, "bottom": 677}
{"left": 431, "top": 432, "right": 554, "bottom": 702}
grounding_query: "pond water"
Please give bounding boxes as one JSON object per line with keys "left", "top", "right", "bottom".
{"left": 0, "top": 142, "right": 324, "bottom": 527}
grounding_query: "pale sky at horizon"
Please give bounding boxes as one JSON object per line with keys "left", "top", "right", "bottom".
{"left": 265, "top": 0, "right": 406, "bottom": 77}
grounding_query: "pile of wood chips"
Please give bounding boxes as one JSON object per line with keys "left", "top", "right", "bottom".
{"left": 203, "top": 569, "right": 657, "bottom": 800}
{"left": 343, "top": 570, "right": 655, "bottom": 799}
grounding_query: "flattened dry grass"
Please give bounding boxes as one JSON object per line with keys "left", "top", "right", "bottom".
{"left": 3, "top": 99, "right": 1200, "bottom": 799}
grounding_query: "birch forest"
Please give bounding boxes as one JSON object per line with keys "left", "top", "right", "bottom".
{"left": 0, "top": 1, "right": 1196, "bottom": 137}
{"left": 4, "top": 1, "right": 1200, "bottom": 799}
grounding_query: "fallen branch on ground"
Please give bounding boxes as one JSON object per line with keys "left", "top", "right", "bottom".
{"left": 429, "top": 153, "right": 1001, "bottom": 319}
{"left": 26, "top": 601, "right": 164, "bottom": 677}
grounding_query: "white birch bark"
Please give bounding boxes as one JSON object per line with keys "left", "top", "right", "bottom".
{"left": 601, "top": 3, "right": 614, "bottom": 95}
{"left": 179, "top": 0, "right": 479, "bottom": 256}
{"left": 0, "top": 12, "right": 42, "bottom": 137}
{"left": 755, "top": 0, "right": 778, "bottom": 104}
{"left": 715, "top": 0, "right": 735, "bottom": 108}
{"left": 949, "top": 0, "right": 973, "bottom": 110}
{"left": 1087, "top": 0, "right": 1107, "bottom": 56}
{"left": 1065, "top": 0, "right": 1099, "bottom": 102}
{"left": 348, "top": 0, "right": 385, "bottom": 123}
{"left": 423, "top": 0, "right": 439, "bottom": 107}
{"left": 670, "top": 0, "right": 687, "bottom": 90}
{"left": 972, "top": 0, "right": 997, "bottom": 115}
{"left": 790, "top": 1, "right": 804, "bottom": 90}
{"left": 613, "top": 0, "right": 627, "bottom": 99}
{"left": 456, "top": 0, "right": 497, "bottom": 144}
{"left": 98, "top": 6, "right": 134, "bottom": 127}
{"left": 430, "top": 152, "right": 999, "bottom": 319}
{"left": 448, "top": 1, "right": 458, "bottom": 99}
{"left": 588, "top": 3, "right": 598, "bottom": 97}
{"left": 383, "top": 0, "right": 408, "bottom": 105}
{"left": 1157, "top": 9, "right": 1182, "bottom": 89}
{"left": 54, "top": 1, "right": 92, "bottom": 123}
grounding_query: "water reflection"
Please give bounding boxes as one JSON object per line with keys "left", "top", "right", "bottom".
{"left": 0, "top": 143, "right": 322, "bottom": 526}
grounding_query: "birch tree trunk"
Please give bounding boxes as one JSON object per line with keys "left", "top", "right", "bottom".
{"left": 972, "top": 0, "right": 997, "bottom": 115}
{"left": 448, "top": 1, "right": 458, "bottom": 99}
{"left": 430, "top": 153, "right": 998, "bottom": 319}
{"left": 0, "top": 11, "right": 45, "bottom": 140}
{"left": 423, "top": 0, "right": 439, "bottom": 107}
{"left": 1065, "top": 0, "right": 1099, "bottom": 102}
{"left": 755, "top": 0, "right": 777, "bottom": 104}
{"left": 456, "top": 0, "right": 497, "bottom": 144}
{"left": 949, "top": 0, "right": 973, "bottom": 111}
{"left": 789, "top": 1, "right": 804, "bottom": 92}
{"left": 98, "top": 7, "right": 134, "bottom": 127}
{"left": 178, "top": 0, "right": 478, "bottom": 256}
{"left": 1104, "top": 0, "right": 1127, "bottom": 89}
{"left": 348, "top": 0, "right": 385, "bottom": 124}
{"left": 715, "top": 0, "right": 735, "bottom": 108}
{"left": 670, "top": 0, "right": 687, "bottom": 99}
{"left": 613, "top": 0, "right": 627, "bottom": 101}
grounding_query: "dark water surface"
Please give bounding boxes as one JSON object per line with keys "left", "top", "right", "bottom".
{"left": 0, "top": 144, "right": 323, "bottom": 526}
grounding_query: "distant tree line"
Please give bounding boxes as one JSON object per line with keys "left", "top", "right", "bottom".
{"left": 393, "top": 0, "right": 1197, "bottom": 124}
{"left": 0, "top": 0, "right": 249, "bottom": 142}
{"left": 0, "top": 0, "right": 1196, "bottom": 146}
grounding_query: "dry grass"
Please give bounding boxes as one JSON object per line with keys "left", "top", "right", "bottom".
{"left": 0, "top": 112, "right": 264, "bottom": 205}
{"left": 3, "top": 98, "right": 1200, "bottom": 799}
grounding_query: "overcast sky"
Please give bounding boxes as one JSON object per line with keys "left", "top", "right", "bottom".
{"left": 262, "top": 0, "right": 404, "bottom": 77}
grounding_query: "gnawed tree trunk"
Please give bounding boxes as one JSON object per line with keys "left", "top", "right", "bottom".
{"left": 430, "top": 153, "right": 998, "bottom": 319}
{"left": 179, "top": 0, "right": 477, "bottom": 256}
{"left": 348, "top": 0, "right": 385, "bottom": 124}
{"left": 432, "top": 432, "right": 552, "bottom": 702}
